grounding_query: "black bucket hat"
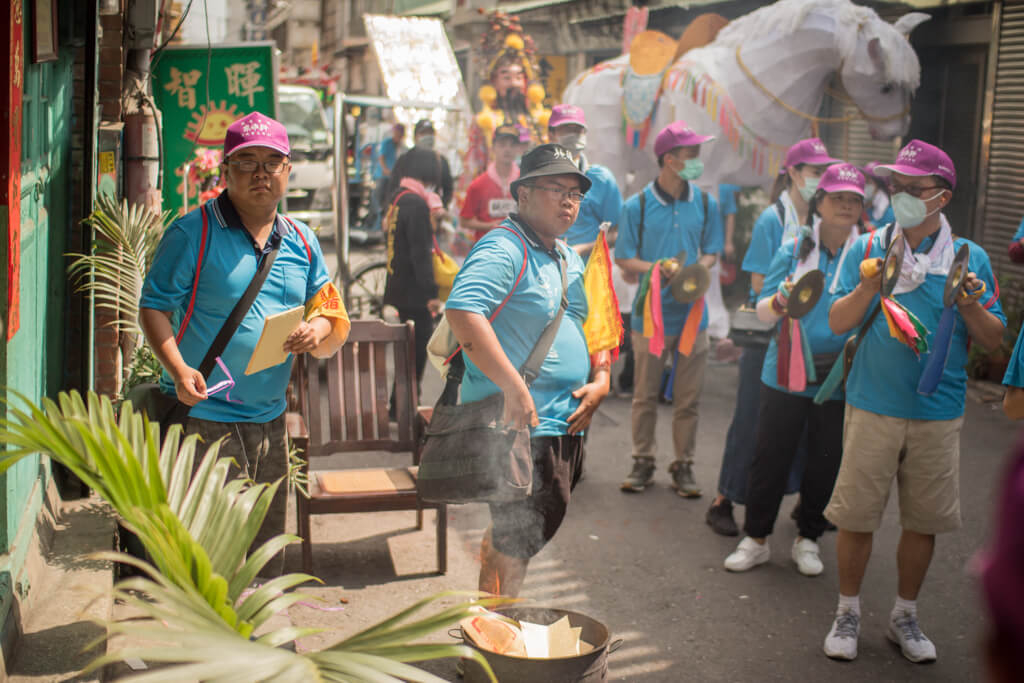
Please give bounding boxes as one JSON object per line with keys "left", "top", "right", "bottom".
{"left": 510, "top": 143, "right": 592, "bottom": 198}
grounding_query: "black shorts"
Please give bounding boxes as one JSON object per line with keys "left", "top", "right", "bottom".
{"left": 488, "top": 434, "right": 584, "bottom": 560}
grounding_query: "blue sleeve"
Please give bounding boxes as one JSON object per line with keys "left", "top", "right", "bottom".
{"left": 302, "top": 224, "right": 331, "bottom": 301}
{"left": 140, "top": 222, "right": 198, "bottom": 313}
{"left": 969, "top": 243, "right": 1006, "bottom": 325}
{"left": 701, "top": 192, "right": 724, "bottom": 255}
{"left": 1005, "top": 327, "right": 1024, "bottom": 387}
{"left": 602, "top": 172, "right": 624, "bottom": 228}
{"left": 1014, "top": 217, "right": 1024, "bottom": 242}
{"left": 719, "top": 184, "right": 738, "bottom": 217}
{"left": 742, "top": 207, "right": 782, "bottom": 275}
{"left": 879, "top": 204, "right": 895, "bottom": 229}
{"left": 758, "top": 241, "right": 795, "bottom": 304}
{"left": 835, "top": 233, "right": 870, "bottom": 298}
{"left": 445, "top": 233, "right": 522, "bottom": 317}
{"left": 615, "top": 193, "right": 642, "bottom": 261}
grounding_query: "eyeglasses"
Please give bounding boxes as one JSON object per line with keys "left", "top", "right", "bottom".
{"left": 890, "top": 182, "right": 944, "bottom": 199}
{"left": 530, "top": 184, "right": 585, "bottom": 204}
{"left": 228, "top": 159, "right": 289, "bottom": 175}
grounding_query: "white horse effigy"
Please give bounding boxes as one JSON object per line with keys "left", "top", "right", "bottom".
{"left": 564, "top": 0, "right": 929, "bottom": 195}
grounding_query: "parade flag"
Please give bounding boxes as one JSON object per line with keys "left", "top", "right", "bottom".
{"left": 582, "top": 231, "right": 625, "bottom": 359}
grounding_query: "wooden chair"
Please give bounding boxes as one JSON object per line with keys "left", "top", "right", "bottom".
{"left": 286, "top": 319, "right": 446, "bottom": 574}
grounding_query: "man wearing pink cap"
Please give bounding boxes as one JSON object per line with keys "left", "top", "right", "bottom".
{"left": 140, "top": 111, "right": 350, "bottom": 576}
{"left": 614, "top": 120, "right": 723, "bottom": 497}
{"left": 823, "top": 140, "right": 1005, "bottom": 662}
{"left": 548, "top": 104, "right": 624, "bottom": 258}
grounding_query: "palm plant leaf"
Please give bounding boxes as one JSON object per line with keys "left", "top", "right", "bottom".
{"left": 67, "top": 194, "right": 172, "bottom": 336}
{"left": 0, "top": 391, "right": 503, "bottom": 681}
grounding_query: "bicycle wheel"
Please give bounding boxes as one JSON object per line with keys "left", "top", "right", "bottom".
{"left": 345, "top": 260, "right": 388, "bottom": 320}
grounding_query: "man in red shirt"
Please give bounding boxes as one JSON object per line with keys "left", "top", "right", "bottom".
{"left": 459, "top": 124, "right": 528, "bottom": 242}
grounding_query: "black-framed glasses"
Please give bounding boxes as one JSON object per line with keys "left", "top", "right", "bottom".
{"left": 890, "top": 182, "right": 944, "bottom": 198}
{"left": 228, "top": 159, "right": 289, "bottom": 175}
{"left": 530, "top": 184, "right": 585, "bottom": 204}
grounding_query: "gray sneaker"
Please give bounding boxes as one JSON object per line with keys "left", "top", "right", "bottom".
{"left": 620, "top": 458, "right": 656, "bottom": 492}
{"left": 669, "top": 462, "right": 702, "bottom": 498}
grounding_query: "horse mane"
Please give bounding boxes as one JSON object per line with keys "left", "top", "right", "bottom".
{"left": 713, "top": 0, "right": 920, "bottom": 89}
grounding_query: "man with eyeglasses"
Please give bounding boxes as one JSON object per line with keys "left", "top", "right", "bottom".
{"left": 140, "top": 112, "right": 349, "bottom": 577}
{"left": 614, "top": 120, "right": 723, "bottom": 499}
{"left": 445, "top": 143, "right": 612, "bottom": 596}
{"left": 821, "top": 140, "right": 1005, "bottom": 663}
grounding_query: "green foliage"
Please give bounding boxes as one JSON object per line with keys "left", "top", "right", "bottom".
{"left": 68, "top": 194, "right": 173, "bottom": 337}
{"left": 0, "top": 390, "right": 501, "bottom": 682}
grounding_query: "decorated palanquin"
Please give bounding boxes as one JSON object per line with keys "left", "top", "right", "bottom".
{"left": 457, "top": 11, "right": 551, "bottom": 210}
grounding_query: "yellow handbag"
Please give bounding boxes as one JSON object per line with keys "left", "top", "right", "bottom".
{"left": 432, "top": 234, "right": 459, "bottom": 301}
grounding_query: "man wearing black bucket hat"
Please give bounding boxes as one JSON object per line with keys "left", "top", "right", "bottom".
{"left": 445, "top": 144, "right": 612, "bottom": 597}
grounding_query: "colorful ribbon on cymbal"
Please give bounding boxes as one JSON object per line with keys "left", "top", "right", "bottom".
{"left": 773, "top": 279, "right": 816, "bottom": 393}
{"left": 880, "top": 297, "right": 928, "bottom": 357}
{"left": 917, "top": 281, "right": 984, "bottom": 396}
{"left": 678, "top": 296, "right": 704, "bottom": 356}
{"left": 644, "top": 265, "right": 665, "bottom": 357}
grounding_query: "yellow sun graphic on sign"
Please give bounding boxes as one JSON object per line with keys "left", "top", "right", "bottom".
{"left": 185, "top": 101, "right": 242, "bottom": 145}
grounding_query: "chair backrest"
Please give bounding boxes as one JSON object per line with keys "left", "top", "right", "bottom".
{"left": 295, "top": 319, "right": 419, "bottom": 458}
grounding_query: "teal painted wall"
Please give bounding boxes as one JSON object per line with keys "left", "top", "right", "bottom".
{"left": 1, "top": 46, "right": 72, "bottom": 547}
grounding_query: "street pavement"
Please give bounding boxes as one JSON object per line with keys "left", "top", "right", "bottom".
{"left": 283, "top": 320, "right": 1021, "bottom": 682}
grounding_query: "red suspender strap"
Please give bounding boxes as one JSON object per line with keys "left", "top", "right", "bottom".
{"left": 443, "top": 225, "right": 529, "bottom": 365}
{"left": 176, "top": 205, "right": 210, "bottom": 344}
{"left": 863, "top": 228, "right": 877, "bottom": 261}
{"left": 984, "top": 273, "right": 1001, "bottom": 310}
{"left": 283, "top": 216, "right": 312, "bottom": 262}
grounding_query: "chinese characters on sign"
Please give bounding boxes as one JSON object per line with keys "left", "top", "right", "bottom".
{"left": 225, "top": 61, "right": 264, "bottom": 107}
{"left": 164, "top": 67, "right": 201, "bottom": 109}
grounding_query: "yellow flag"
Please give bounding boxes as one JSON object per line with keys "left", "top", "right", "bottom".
{"left": 582, "top": 231, "right": 625, "bottom": 358}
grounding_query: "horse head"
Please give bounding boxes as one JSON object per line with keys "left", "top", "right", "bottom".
{"left": 837, "top": 11, "right": 929, "bottom": 140}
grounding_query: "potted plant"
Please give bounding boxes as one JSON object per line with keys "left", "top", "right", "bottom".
{"left": 0, "top": 391, "right": 500, "bottom": 681}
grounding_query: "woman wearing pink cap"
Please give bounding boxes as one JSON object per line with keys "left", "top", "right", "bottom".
{"left": 707, "top": 137, "right": 840, "bottom": 537}
{"left": 723, "top": 163, "right": 863, "bottom": 578}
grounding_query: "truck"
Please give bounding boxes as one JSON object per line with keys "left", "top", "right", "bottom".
{"left": 278, "top": 84, "right": 335, "bottom": 236}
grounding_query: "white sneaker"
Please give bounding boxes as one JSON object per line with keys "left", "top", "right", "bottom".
{"left": 724, "top": 536, "right": 770, "bottom": 572}
{"left": 823, "top": 608, "right": 860, "bottom": 660}
{"left": 887, "top": 610, "right": 937, "bottom": 663}
{"left": 791, "top": 538, "right": 824, "bottom": 576}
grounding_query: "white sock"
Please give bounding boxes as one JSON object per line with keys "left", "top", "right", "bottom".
{"left": 892, "top": 596, "right": 917, "bottom": 619}
{"left": 838, "top": 594, "right": 860, "bottom": 616}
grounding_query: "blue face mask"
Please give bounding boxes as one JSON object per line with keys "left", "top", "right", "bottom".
{"left": 892, "top": 191, "right": 943, "bottom": 228}
{"left": 677, "top": 158, "right": 704, "bottom": 181}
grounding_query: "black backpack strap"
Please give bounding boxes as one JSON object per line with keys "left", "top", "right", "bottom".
{"left": 774, "top": 198, "right": 785, "bottom": 224}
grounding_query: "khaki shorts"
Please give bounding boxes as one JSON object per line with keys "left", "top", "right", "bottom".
{"left": 825, "top": 405, "right": 962, "bottom": 534}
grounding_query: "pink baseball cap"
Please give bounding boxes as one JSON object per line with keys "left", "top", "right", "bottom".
{"left": 223, "top": 112, "right": 290, "bottom": 158}
{"left": 818, "top": 163, "right": 865, "bottom": 196}
{"left": 654, "top": 121, "right": 714, "bottom": 158}
{"left": 549, "top": 104, "right": 587, "bottom": 129}
{"left": 782, "top": 137, "right": 840, "bottom": 171}
{"left": 873, "top": 139, "right": 957, "bottom": 189}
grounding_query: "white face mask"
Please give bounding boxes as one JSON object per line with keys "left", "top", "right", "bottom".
{"left": 556, "top": 132, "right": 587, "bottom": 153}
{"left": 892, "top": 190, "right": 944, "bottom": 228}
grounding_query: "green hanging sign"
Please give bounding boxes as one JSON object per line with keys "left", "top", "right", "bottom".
{"left": 151, "top": 42, "right": 278, "bottom": 216}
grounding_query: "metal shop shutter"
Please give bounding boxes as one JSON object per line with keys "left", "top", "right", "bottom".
{"left": 982, "top": 2, "right": 1024, "bottom": 282}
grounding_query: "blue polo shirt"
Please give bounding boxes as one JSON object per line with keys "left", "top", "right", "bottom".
{"left": 563, "top": 161, "right": 623, "bottom": 247}
{"left": 834, "top": 226, "right": 1005, "bottom": 420}
{"left": 1014, "top": 217, "right": 1024, "bottom": 242}
{"left": 373, "top": 137, "right": 401, "bottom": 180}
{"left": 616, "top": 181, "right": 724, "bottom": 336}
{"left": 759, "top": 238, "right": 850, "bottom": 400}
{"left": 1004, "top": 327, "right": 1024, "bottom": 388}
{"left": 140, "top": 193, "right": 330, "bottom": 423}
{"left": 444, "top": 216, "right": 590, "bottom": 438}
{"left": 719, "top": 183, "right": 740, "bottom": 219}
{"left": 867, "top": 198, "right": 895, "bottom": 230}
{"left": 743, "top": 204, "right": 785, "bottom": 279}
